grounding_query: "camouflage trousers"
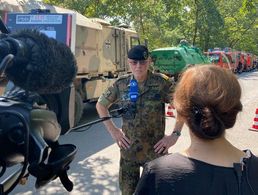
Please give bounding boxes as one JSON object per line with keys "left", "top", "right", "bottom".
{"left": 119, "top": 158, "right": 145, "bottom": 195}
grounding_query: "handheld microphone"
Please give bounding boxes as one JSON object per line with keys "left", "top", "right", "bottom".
{"left": 129, "top": 79, "right": 139, "bottom": 102}
{"left": 0, "top": 29, "right": 77, "bottom": 94}
{"left": 121, "top": 78, "right": 139, "bottom": 119}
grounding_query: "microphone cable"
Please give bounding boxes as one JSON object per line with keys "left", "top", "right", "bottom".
{"left": 69, "top": 108, "right": 124, "bottom": 133}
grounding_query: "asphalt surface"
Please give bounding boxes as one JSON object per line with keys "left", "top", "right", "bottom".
{"left": 2, "top": 70, "right": 258, "bottom": 195}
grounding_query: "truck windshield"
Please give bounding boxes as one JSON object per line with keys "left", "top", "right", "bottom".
{"left": 209, "top": 54, "right": 220, "bottom": 63}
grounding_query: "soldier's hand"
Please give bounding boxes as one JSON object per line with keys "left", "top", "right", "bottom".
{"left": 110, "top": 127, "right": 131, "bottom": 149}
{"left": 154, "top": 135, "right": 179, "bottom": 154}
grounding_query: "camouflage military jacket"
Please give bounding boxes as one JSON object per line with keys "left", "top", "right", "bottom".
{"left": 98, "top": 71, "right": 175, "bottom": 163}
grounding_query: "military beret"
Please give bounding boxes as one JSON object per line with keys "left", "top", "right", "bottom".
{"left": 128, "top": 45, "right": 149, "bottom": 60}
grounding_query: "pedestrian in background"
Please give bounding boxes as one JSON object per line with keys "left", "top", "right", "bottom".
{"left": 96, "top": 45, "right": 183, "bottom": 195}
{"left": 135, "top": 65, "right": 258, "bottom": 195}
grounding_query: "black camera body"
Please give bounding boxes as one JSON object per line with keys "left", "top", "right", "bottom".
{"left": 0, "top": 16, "right": 78, "bottom": 193}
{"left": 0, "top": 98, "right": 31, "bottom": 167}
{"left": 0, "top": 86, "right": 77, "bottom": 193}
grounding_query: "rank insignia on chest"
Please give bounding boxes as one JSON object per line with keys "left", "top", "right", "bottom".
{"left": 121, "top": 93, "right": 130, "bottom": 101}
{"left": 104, "top": 90, "right": 112, "bottom": 98}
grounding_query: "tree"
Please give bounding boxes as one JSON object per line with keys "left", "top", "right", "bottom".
{"left": 43, "top": 0, "right": 258, "bottom": 54}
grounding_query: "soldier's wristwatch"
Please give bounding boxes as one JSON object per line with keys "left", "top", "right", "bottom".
{"left": 172, "top": 130, "right": 181, "bottom": 137}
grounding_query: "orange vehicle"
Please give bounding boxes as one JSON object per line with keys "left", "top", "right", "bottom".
{"left": 205, "top": 49, "right": 234, "bottom": 72}
{"left": 253, "top": 55, "right": 258, "bottom": 69}
{"left": 245, "top": 53, "right": 257, "bottom": 71}
{"left": 205, "top": 48, "right": 257, "bottom": 73}
{"left": 224, "top": 51, "right": 240, "bottom": 73}
{"left": 237, "top": 52, "right": 255, "bottom": 72}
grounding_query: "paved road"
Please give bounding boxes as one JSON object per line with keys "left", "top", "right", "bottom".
{"left": 5, "top": 70, "right": 258, "bottom": 195}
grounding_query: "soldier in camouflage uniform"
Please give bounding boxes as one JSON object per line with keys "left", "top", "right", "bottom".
{"left": 96, "top": 45, "right": 183, "bottom": 195}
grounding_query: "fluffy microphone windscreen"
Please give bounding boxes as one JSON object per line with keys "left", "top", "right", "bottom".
{"left": 4, "top": 29, "right": 77, "bottom": 94}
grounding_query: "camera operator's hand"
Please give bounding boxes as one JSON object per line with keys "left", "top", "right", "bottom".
{"left": 109, "top": 127, "right": 131, "bottom": 149}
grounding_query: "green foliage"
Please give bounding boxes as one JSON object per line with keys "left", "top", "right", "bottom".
{"left": 43, "top": 0, "right": 258, "bottom": 55}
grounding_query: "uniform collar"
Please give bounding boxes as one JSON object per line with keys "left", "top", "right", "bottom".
{"left": 129, "top": 71, "right": 152, "bottom": 85}
{"left": 127, "top": 71, "right": 152, "bottom": 96}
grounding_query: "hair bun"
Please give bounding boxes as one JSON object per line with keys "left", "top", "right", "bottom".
{"left": 190, "top": 106, "right": 225, "bottom": 139}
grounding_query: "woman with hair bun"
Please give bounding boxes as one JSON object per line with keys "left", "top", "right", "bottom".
{"left": 135, "top": 65, "right": 258, "bottom": 195}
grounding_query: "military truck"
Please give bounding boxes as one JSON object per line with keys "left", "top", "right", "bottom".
{"left": 151, "top": 40, "right": 210, "bottom": 81}
{"left": 0, "top": 0, "right": 141, "bottom": 132}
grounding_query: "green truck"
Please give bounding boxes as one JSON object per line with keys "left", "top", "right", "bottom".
{"left": 151, "top": 40, "right": 210, "bottom": 80}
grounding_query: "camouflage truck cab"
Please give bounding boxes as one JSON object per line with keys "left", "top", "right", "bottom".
{"left": 75, "top": 18, "right": 140, "bottom": 102}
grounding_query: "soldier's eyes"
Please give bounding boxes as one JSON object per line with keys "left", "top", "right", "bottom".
{"left": 129, "top": 60, "right": 147, "bottom": 65}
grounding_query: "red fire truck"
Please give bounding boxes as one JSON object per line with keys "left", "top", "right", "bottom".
{"left": 205, "top": 48, "right": 257, "bottom": 73}
{"left": 205, "top": 48, "right": 235, "bottom": 72}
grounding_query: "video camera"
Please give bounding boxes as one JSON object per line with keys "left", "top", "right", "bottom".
{"left": 0, "top": 18, "right": 77, "bottom": 194}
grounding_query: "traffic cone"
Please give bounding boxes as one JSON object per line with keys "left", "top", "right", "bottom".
{"left": 166, "top": 105, "right": 175, "bottom": 118}
{"left": 249, "top": 108, "right": 258, "bottom": 131}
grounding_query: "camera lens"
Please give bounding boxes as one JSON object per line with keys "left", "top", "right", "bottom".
{"left": 8, "top": 124, "right": 25, "bottom": 145}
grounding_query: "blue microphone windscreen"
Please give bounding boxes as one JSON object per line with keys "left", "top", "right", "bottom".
{"left": 129, "top": 79, "right": 139, "bottom": 102}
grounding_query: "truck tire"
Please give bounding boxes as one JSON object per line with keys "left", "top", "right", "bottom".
{"left": 41, "top": 89, "right": 83, "bottom": 132}
{"left": 74, "top": 91, "right": 84, "bottom": 126}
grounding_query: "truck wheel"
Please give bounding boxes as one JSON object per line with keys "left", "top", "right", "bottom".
{"left": 74, "top": 91, "right": 84, "bottom": 126}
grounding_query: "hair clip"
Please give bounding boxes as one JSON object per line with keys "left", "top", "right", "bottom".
{"left": 192, "top": 106, "right": 203, "bottom": 123}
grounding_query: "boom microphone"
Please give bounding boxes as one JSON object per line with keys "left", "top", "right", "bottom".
{"left": 0, "top": 29, "right": 77, "bottom": 94}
